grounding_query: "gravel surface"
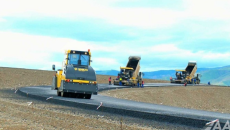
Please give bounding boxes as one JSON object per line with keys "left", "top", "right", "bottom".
{"left": 100, "top": 86, "right": 230, "bottom": 114}
{"left": 0, "top": 67, "right": 199, "bottom": 130}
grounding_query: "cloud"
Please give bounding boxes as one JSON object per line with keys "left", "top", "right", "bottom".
{"left": 148, "top": 44, "right": 230, "bottom": 60}
{"left": 0, "top": 31, "right": 126, "bottom": 70}
{"left": 0, "top": 18, "right": 6, "bottom": 22}
{"left": 184, "top": 0, "right": 230, "bottom": 21}
{"left": 0, "top": 0, "right": 185, "bottom": 29}
{"left": 0, "top": 31, "right": 230, "bottom": 71}
{"left": 1, "top": 1, "right": 230, "bottom": 71}
{"left": 1, "top": 0, "right": 230, "bottom": 31}
{"left": 92, "top": 58, "right": 122, "bottom": 70}
{"left": 0, "top": 31, "right": 93, "bottom": 70}
{"left": 0, "top": 17, "right": 135, "bottom": 42}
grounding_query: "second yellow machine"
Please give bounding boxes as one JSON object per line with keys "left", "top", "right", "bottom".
{"left": 51, "top": 49, "right": 98, "bottom": 99}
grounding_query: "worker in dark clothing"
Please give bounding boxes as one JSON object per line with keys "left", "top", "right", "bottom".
{"left": 108, "top": 77, "right": 111, "bottom": 85}
{"left": 208, "top": 81, "right": 211, "bottom": 85}
{"left": 137, "top": 80, "right": 140, "bottom": 87}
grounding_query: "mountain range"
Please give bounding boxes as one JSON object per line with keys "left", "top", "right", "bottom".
{"left": 96, "top": 65, "right": 230, "bottom": 86}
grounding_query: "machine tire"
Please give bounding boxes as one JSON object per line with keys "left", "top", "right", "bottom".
{"left": 78, "top": 93, "right": 84, "bottom": 99}
{"left": 76, "top": 93, "right": 80, "bottom": 98}
{"left": 69, "top": 93, "right": 76, "bottom": 98}
{"left": 57, "top": 91, "right": 61, "bottom": 96}
{"left": 61, "top": 92, "right": 67, "bottom": 97}
{"left": 85, "top": 94, "right": 92, "bottom": 99}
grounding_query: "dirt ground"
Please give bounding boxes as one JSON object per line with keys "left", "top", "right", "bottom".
{"left": 1, "top": 67, "right": 195, "bottom": 130}
{"left": 100, "top": 86, "right": 230, "bottom": 114}
{"left": 97, "top": 75, "right": 169, "bottom": 84}
{"left": 0, "top": 67, "right": 168, "bottom": 89}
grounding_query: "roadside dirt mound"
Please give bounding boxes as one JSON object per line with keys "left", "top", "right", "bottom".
{"left": 0, "top": 67, "right": 168, "bottom": 89}
{"left": 96, "top": 75, "right": 169, "bottom": 84}
{"left": 0, "top": 67, "right": 189, "bottom": 130}
{"left": 100, "top": 86, "right": 230, "bottom": 114}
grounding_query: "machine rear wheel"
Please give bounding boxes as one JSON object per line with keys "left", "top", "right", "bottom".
{"left": 61, "top": 92, "right": 67, "bottom": 97}
{"left": 57, "top": 91, "right": 61, "bottom": 96}
{"left": 69, "top": 93, "right": 76, "bottom": 98}
{"left": 77, "top": 93, "right": 84, "bottom": 99}
{"left": 85, "top": 94, "right": 92, "bottom": 99}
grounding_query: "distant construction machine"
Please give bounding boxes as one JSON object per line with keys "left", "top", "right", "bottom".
{"left": 51, "top": 49, "right": 98, "bottom": 99}
{"left": 114, "top": 56, "right": 143, "bottom": 86}
{"left": 171, "top": 61, "right": 201, "bottom": 84}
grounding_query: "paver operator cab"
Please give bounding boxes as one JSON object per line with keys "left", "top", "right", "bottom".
{"left": 51, "top": 49, "right": 98, "bottom": 99}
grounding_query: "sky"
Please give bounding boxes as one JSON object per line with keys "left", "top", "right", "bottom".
{"left": 0, "top": 0, "right": 230, "bottom": 72}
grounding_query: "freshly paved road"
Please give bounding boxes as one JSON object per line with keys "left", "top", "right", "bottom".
{"left": 19, "top": 83, "right": 230, "bottom": 128}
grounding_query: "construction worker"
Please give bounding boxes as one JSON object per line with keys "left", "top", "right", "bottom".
{"left": 108, "top": 77, "right": 111, "bottom": 85}
{"left": 141, "top": 80, "right": 144, "bottom": 88}
{"left": 137, "top": 80, "right": 140, "bottom": 87}
{"left": 194, "top": 78, "right": 196, "bottom": 84}
{"left": 208, "top": 81, "right": 211, "bottom": 85}
{"left": 170, "top": 77, "right": 172, "bottom": 82}
{"left": 184, "top": 81, "right": 187, "bottom": 87}
{"left": 119, "top": 77, "right": 122, "bottom": 86}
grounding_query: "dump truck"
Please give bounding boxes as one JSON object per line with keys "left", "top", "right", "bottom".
{"left": 51, "top": 49, "right": 98, "bottom": 99}
{"left": 114, "top": 56, "right": 143, "bottom": 86}
{"left": 171, "top": 61, "right": 201, "bottom": 84}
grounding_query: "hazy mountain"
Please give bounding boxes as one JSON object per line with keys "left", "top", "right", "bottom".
{"left": 95, "top": 70, "right": 120, "bottom": 76}
{"left": 199, "top": 65, "right": 230, "bottom": 86}
{"left": 96, "top": 65, "right": 230, "bottom": 86}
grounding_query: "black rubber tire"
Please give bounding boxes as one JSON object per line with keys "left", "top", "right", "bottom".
{"left": 76, "top": 93, "right": 80, "bottom": 98}
{"left": 69, "top": 93, "right": 76, "bottom": 98}
{"left": 77, "top": 93, "right": 84, "bottom": 99}
{"left": 57, "top": 91, "right": 61, "bottom": 96}
{"left": 85, "top": 94, "right": 92, "bottom": 99}
{"left": 61, "top": 92, "right": 67, "bottom": 97}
